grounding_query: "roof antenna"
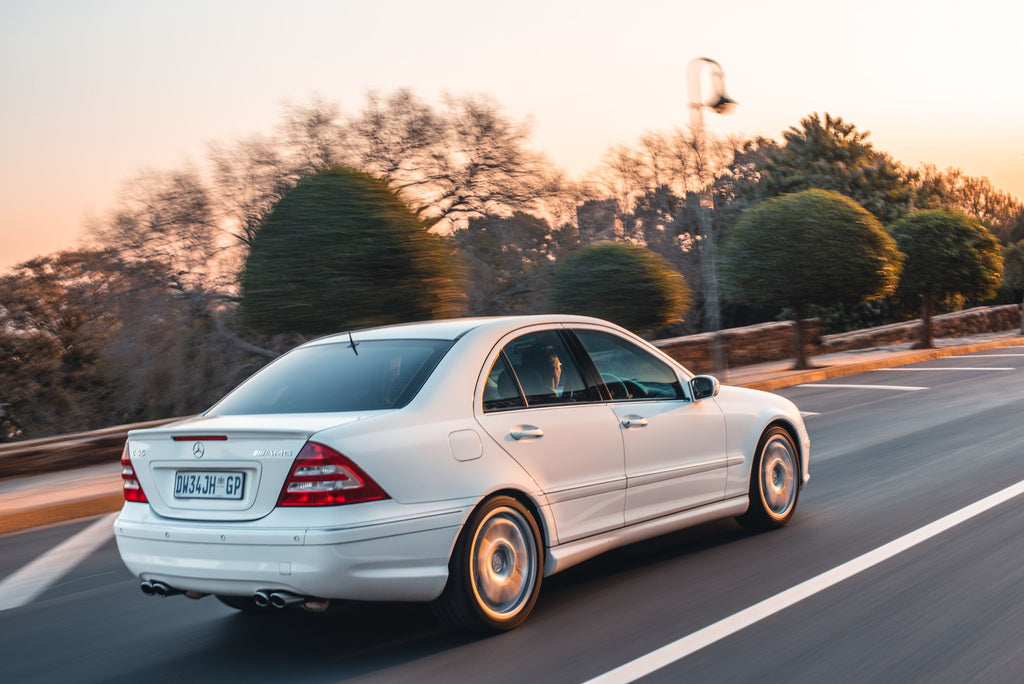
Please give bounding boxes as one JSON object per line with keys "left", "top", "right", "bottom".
{"left": 347, "top": 330, "right": 359, "bottom": 356}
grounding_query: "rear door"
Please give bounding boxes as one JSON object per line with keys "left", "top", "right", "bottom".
{"left": 474, "top": 327, "right": 625, "bottom": 543}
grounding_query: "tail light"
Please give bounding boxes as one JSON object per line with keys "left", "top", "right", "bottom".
{"left": 278, "top": 442, "right": 389, "bottom": 507}
{"left": 121, "top": 444, "right": 148, "bottom": 503}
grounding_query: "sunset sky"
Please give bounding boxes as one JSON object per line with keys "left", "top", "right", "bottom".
{"left": 2, "top": 0, "right": 1022, "bottom": 270}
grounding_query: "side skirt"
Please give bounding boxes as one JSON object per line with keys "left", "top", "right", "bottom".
{"left": 543, "top": 496, "right": 749, "bottom": 576}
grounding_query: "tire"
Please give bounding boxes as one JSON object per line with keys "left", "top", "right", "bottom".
{"left": 215, "top": 594, "right": 267, "bottom": 612}
{"left": 433, "top": 496, "right": 543, "bottom": 633}
{"left": 737, "top": 426, "right": 800, "bottom": 531}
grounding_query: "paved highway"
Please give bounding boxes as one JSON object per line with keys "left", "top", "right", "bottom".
{"left": 1, "top": 350, "right": 1022, "bottom": 683}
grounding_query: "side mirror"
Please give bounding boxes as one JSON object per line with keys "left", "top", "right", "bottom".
{"left": 690, "top": 375, "right": 720, "bottom": 401}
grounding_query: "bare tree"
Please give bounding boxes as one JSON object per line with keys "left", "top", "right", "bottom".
{"left": 91, "top": 167, "right": 220, "bottom": 290}
{"left": 349, "top": 89, "right": 444, "bottom": 180}
{"left": 915, "top": 165, "right": 1024, "bottom": 243}
{"left": 278, "top": 96, "right": 351, "bottom": 174}
{"left": 208, "top": 134, "right": 299, "bottom": 249}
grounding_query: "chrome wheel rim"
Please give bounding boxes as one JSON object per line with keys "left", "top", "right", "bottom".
{"left": 760, "top": 435, "right": 797, "bottom": 518}
{"left": 470, "top": 507, "right": 537, "bottom": 619}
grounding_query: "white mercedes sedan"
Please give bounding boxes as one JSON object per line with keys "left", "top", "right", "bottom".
{"left": 115, "top": 315, "right": 810, "bottom": 632}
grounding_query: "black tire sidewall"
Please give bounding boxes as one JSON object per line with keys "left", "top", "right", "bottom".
{"left": 741, "top": 426, "right": 800, "bottom": 531}
{"left": 442, "top": 495, "right": 543, "bottom": 632}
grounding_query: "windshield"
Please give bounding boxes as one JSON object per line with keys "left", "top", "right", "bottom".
{"left": 207, "top": 339, "right": 453, "bottom": 415}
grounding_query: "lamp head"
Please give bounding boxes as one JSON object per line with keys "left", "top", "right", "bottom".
{"left": 710, "top": 94, "right": 738, "bottom": 115}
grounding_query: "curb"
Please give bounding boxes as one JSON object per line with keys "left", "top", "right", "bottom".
{"left": 0, "top": 494, "right": 123, "bottom": 535}
{"left": 2, "top": 335, "right": 1021, "bottom": 535}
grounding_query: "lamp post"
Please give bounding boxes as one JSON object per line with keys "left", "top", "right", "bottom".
{"left": 687, "top": 57, "right": 736, "bottom": 377}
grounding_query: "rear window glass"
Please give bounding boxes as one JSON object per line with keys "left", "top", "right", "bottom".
{"left": 207, "top": 339, "right": 453, "bottom": 415}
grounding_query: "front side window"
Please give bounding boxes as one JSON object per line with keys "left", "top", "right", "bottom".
{"left": 573, "top": 330, "right": 683, "bottom": 401}
{"left": 483, "top": 329, "right": 597, "bottom": 411}
{"left": 208, "top": 339, "right": 452, "bottom": 415}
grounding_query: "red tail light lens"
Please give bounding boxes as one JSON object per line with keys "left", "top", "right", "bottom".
{"left": 121, "top": 444, "right": 148, "bottom": 503}
{"left": 277, "top": 442, "right": 389, "bottom": 507}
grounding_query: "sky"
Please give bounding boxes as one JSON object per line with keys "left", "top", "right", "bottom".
{"left": 2, "top": 0, "right": 1023, "bottom": 271}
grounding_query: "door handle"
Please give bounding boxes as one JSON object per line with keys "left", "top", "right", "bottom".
{"left": 510, "top": 425, "right": 544, "bottom": 440}
{"left": 621, "top": 415, "right": 649, "bottom": 429}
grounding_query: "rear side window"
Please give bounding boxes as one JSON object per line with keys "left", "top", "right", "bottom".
{"left": 208, "top": 339, "right": 452, "bottom": 415}
{"left": 483, "top": 329, "right": 599, "bottom": 412}
{"left": 573, "top": 330, "right": 683, "bottom": 400}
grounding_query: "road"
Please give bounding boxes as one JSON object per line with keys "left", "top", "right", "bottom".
{"left": 1, "top": 350, "right": 1022, "bottom": 683}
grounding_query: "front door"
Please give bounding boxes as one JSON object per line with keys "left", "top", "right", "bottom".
{"left": 572, "top": 328, "right": 728, "bottom": 525}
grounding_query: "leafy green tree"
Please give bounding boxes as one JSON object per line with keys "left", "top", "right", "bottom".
{"left": 759, "top": 113, "right": 916, "bottom": 224}
{"left": 1003, "top": 241, "right": 1024, "bottom": 335}
{"left": 719, "top": 189, "right": 902, "bottom": 369}
{"left": 548, "top": 243, "right": 691, "bottom": 333}
{"left": 239, "top": 167, "right": 464, "bottom": 336}
{"left": 889, "top": 210, "right": 1004, "bottom": 348}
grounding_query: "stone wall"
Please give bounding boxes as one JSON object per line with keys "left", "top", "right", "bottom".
{"left": 654, "top": 319, "right": 822, "bottom": 374}
{"left": 821, "top": 305, "right": 1022, "bottom": 353}
{"left": 654, "top": 304, "right": 1022, "bottom": 374}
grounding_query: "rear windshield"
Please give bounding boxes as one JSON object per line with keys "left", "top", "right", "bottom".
{"left": 207, "top": 339, "right": 453, "bottom": 415}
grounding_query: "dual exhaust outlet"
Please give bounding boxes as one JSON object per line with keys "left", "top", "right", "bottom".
{"left": 253, "top": 589, "right": 305, "bottom": 609}
{"left": 140, "top": 581, "right": 327, "bottom": 611}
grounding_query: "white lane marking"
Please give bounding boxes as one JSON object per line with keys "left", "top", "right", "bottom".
{"left": 0, "top": 513, "right": 117, "bottom": 611}
{"left": 797, "top": 383, "right": 926, "bottom": 391}
{"left": 799, "top": 412, "right": 820, "bottom": 417}
{"left": 876, "top": 367, "right": 1014, "bottom": 372}
{"left": 585, "top": 478, "right": 1024, "bottom": 684}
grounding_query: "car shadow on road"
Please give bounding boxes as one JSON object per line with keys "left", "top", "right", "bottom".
{"left": 116, "top": 520, "right": 760, "bottom": 684}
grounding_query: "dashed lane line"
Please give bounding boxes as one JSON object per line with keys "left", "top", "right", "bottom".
{"left": 796, "top": 383, "right": 927, "bottom": 392}
{"left": 875, "top": 367, "right": 1014, "bottom": 372}
{"left": 584, "top": 478, "right": 1024, "bottom": 684}
{"left": 953, "top": 353, "right": 1024, "bottom": 357}
{"left": 0, "top": 512, "right": 117, "bottom": 611}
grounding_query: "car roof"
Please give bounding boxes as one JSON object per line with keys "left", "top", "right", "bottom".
{"left": 303, "top": 315, "right": 619, "bottom": 346}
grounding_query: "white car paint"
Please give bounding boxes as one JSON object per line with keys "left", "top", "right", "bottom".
{"left": 114, "top": 314, "right": 810, "bottom": 618}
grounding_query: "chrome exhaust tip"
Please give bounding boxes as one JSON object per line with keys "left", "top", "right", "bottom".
{"left": 269, "top": 591, "right": 305, "bottom": 608}
{"left": 253, "top": 590, "right": 272, "bottom": 608}
{"left": 150, "top": 581, "right": 183, "bottom": 597}
{"left": 140, "top": 580, "right": 156, "bottom": 596}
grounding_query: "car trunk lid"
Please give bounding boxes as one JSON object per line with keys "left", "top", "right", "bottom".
{"left": 126, "top": 413, "right": 374, "bottom": 521}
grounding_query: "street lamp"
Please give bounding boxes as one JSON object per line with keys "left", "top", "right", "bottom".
{"left": 687, "top": 57, "right": 736, "bottom": 377}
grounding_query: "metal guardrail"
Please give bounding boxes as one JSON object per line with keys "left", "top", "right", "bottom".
{"left": 0, "top": 418, "right": 184, "bottom": 480}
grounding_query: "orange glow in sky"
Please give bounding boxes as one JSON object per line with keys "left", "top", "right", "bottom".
{"left": 2, "top": 0, "right": 1022, "bottom": 270}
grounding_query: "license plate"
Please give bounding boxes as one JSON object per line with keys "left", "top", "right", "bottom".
{"left": 173, "top": 471, "right": 245, "bottom": 499}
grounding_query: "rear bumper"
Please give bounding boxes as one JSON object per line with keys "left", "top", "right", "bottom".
{"left": 113, "top": 502, "right": 467, "bottom": 601}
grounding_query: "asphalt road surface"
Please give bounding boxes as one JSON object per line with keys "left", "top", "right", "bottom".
{"left": 2, "top": 350, "right": 1022, "bottom": 683}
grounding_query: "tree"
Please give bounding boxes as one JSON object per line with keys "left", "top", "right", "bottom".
{"left": 548, "top": 243, "right": 692, "bottom": 333}
{"left": 0, "top": 250, "right": 170, "bottom": 436}
{"left": 759, "top": 113, "right": 916, "bottom": 224}
{"left": 1003, "top": 241, "right": 1024, "bottom": 336}
{"left": 914, "top": 165, "right": 1024, "bottom": 243}
{"left": 92, "top": 168, "right": 220, "bottom": 288}
{"left": 889, "top": 210, "right": 1004, "bottom": 348}
{"left": 456, "top": 212, "right": 576, "bottom": 315}
{"left": 719, "top": 189, "right": 902, "bottom": 369}
{"left": 346, "top": 91, "right": 562, "bottom": 231}
{"left": 208, "top": 134, "right": 301, "bottom": 250}
{"left": 239, "top": 168, "right": 465, "bottom": 336}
